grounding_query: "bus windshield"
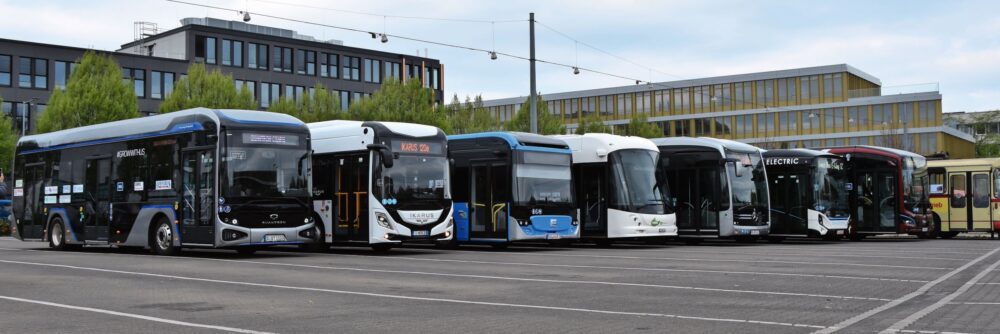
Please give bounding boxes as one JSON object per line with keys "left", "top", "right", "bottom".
{"left": 380, "top": 155, "right": 450, "bottom": 206}
{"left": 513, "top": 151, "right": 572, "bottom": 205}
{"left": 727, "top": 152, "right": 768, "bottom": 215}
{"left": 814, "top": 157, "right": 850, "bottom": 219}
{"left": 609, "top": 149, "right": 670, "bottom": 214}
{"left": 221, "top": 131, "right": 310, "bottom": 206}
{"left": 902, "top": 156, "right": 929, "bottom": 209}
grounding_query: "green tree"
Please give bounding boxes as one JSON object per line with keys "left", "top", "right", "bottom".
{"left": 38, "top": 51, "right": 139, "bottom": 133}
{"left": 507, "top": 95, "right": 565, "bottom": 135}
{"left": 158, "top": 63, "right": 256, "bottom": 113}
{"left": 267, "top": 83, "right": 345, "bottom": 123}
{"left": 348, "top": 79, "right": 451, "bottom": 132}
{"left": 446, "top": 94, "right": 501, "bottom": 134}
{"left": 575, "top": 113, "right": 608, "bottom": 135}
{"left": 626, "top": 116, "right": 664, "bottom": 138}
{"left": 0, "top": 97, "right": 16, "bottom": 173}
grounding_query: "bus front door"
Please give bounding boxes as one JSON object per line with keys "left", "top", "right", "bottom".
{"left": 84, "top": 158, "right": 111, "bottom": 241}
{"left": 333, "top": 154, "right": 368, "bottom": 242}
{"left": 577, "top": 164, "right": 606, "bottom": 238}
{"left": 948, "top": 173, "right": 970, "bottom": 231}
{"left": 971, "top": 172, "right": 992, "bottom": 230}
{"left": 181, "top": 150, "right": 215, "bottom": 244}
{"left": 19, "top": 163, "right": 45, "bottom": 239}
{"left": 667, "top": 166, "right": 719, "bottom": 235}
{"left": 854, "top": 171, "right": 897, "bottom": 233}
{"left": 470, "top": 163, "right": 507, "bottom": 240}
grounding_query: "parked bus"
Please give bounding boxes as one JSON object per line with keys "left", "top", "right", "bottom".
{"left": 553, "top": 134, "right": 676, "bottom": 244}
{"left": 762, "top": 149, "right": 850, "bottom": 241}
{"left": 447, "top": 132, "right": 578, "bottom": 247}
{"left": 824, "top": 146, "right": 932, "bottom": 239}
{"left": 12, "top": 108, "right": 317, "bottom": 255}
{"left": 308, "top": 120, "right": 453, "bottom": 251}
{"left": 927, "top": 158, "right": 1000, "bottom": 238}
{"left": 652, "top": 137, "right": 770, "bottom": 243}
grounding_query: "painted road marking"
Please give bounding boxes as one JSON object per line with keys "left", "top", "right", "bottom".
{"left": 0, "top": 295, "right": 273, "bottom": 334}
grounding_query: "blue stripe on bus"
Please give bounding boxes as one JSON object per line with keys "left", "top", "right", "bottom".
{"left": 47, "top": 208, "right": 79, "bottom": 242}
{"left": 20, "top": 122, "right": 205, "bottom": 155}
{"left": 141, "top": 204, "right": 180, "bottom": 244}
{"left": 448, "top": 132, "right": 572, "bottom": 154}
{"left": 218, "top": 114, "right": 303, "bottom": 127}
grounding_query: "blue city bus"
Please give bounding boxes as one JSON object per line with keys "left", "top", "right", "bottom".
{"left": 447, "top": 132, "right": 578, "bottom": 247}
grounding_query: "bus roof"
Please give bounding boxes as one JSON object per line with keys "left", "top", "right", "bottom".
{"left": 650, "top": 137, "right": 763, "bottom": 155}
{"left": 16, "top": 108, "right": 304, "bottom": 153}
{"left": 927, "top": 158, "right": 1000, "bottom": 169}
{"left": 308, "top": 120, "right": 444, "bottom": 140}
{"left": 762, "top": 149, "right": 841, "bottom": 159}
{"left": 824, "top": 145, "right": 925, "bottom": 160}
{"left": 552, "top": 133, "right": 657, "bottom": 163}
{"left": 448, "top": 132, "right": 570, "bottom": 151}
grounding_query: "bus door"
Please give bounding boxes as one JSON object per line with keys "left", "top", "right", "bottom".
{"left": 770, "top": 173, "right": 808, "bottom": 235}
{"left": 854, "top": 170, "right": 897, "bottom": 232}
{"left": 470, "top": 162, "right": 508, "bottom": 239}
{"left": 971, "top": 172, "right": 992, "bottom": 230}
{"left": 948, "top": 172, "right": 970, "bottom": 231}
{"left": 181, "top": 149, "right": 215, "bottom": 244}
{"left": 84, "top": 158, "right": 111, "bottom": 241}
{"left": 334, "top": 153, "right": 369, "bottom": 241}
{"left": 576, "top": 164, "right": 606, "bottom": 237}
{"left": 668, "top": 165, "right": 720, "bottom": 233}
{"left": 19, "top": 162, "right": 45, "bottom": 239}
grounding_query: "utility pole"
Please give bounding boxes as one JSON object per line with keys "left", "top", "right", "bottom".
{"left": 528, "top": 12, "right": 538, "bottom": 134}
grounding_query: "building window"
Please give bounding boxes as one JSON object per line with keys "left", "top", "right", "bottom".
{"left": 295, "top": 50, "right": 316, "bottom": 76}
{"left": 339, "top": 90, "right": 350, "bottom": 110}
{"left": 823, "top": 73, "right": 842, "bottom": 99}
{"left": 234, "top": 79, "right": 256, "bottom": 99}
{"left": 407, "top": 64, "right": 421, "bottom": 81}
{"left": 425, "top": 67, "right": 439, "bottom": 89}
{"left": 54, "top": 61, "right": 77, "bottom": 90}
{"left": 343, "top": 56, "right": 360, "bottom": 81}
{"left": 777, "top": 78, "right": 795, "bottom": 103}
{"left": 122, "top": 68, "right": 145, "bottom": 98}
{"left": 363, "top": 59, "right": 382, "bottom": 83}
{"left": 260, "top": 82, "right": 280, "bottom": 107}
{"left": 755, "top": 80, "right": 774, "bottom": 107}
{"left": 195, "top": 36, "right": 217, "bottom": 64}
{"left": 384, "top": 61, "right": 401, "bottom": 81}
{"left": 0, "top": 54, "right": 12, "bottom": 86}
{"left": 320, "top": 53, "right": 338, "bottom": 78}
{"left": 151, "top": 71, "right": 175, "bottom": 99}
{"left": 221, "top": 39, "right": 242, "bottom": 67}
{"left": 801, "top": 76, "right": 818, "bottom": 100}
{"left": 285, "top": 85, "right": 305, "bottom": 101}
{"left": 19, "top": 57, "right": 47, "bottom": 89}
{"left": 732, "top": 82, "right": 751, "bottom": 109}
{"left": 247, "top": 43, "right": 268, "bottom": 70}
{"left": 272, "top": 46, "right": 292, "bottom": 73}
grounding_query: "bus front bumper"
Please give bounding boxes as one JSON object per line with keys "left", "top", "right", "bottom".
{"left": 217, "top": 222, "right": 318, "bottom": 247}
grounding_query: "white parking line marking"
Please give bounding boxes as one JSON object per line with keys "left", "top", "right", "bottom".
{"left": 612, "top": 248, "right": 970, "bottom": 261}
{"left": 882, "top": 255, "right": 1000, "bottom": 333}
{"left": 0, "top": 259, "right": 829, "bottom": 330}
{"left": 337, "top": 254, "right": 931, "bottom": 283}
{"left": 812, "top": 245, "right": 1000, "bottom": 334}
{"left": 0, "top": 295, "right": 273, "bottom": 334}
{"left": 946, "top": 302, "right": 1000, "bottom": 305}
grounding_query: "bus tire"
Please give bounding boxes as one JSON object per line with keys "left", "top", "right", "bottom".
{"left": 151, "top": 218, "right": 180, "bottom": 256}
{"left": 372, "top": 244, "right": 393, "bottom": 252}
{"left": 766, "top": 237, "right": 785, "bottom": 243}
{"left": 48, "top": 218, "right": 76, "bottom": 251}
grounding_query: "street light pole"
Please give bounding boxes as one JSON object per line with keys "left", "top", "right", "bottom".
{"left": 528, "top": 12, "right": 538, "bottom": 134}
{"left": 21, "top": 97, "right": 38, "bottom": 137}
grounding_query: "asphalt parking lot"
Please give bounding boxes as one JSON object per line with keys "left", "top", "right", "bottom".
{"left": 1, "top": 236, "right": 998, "bottom": 334}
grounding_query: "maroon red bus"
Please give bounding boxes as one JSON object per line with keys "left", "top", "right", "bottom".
{"left": 824, "top": 146, "right": 932, "bottom": 240}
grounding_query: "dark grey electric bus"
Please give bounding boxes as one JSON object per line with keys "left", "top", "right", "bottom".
{"left": 12, "top": 108, "right": 317, "bottom": 255}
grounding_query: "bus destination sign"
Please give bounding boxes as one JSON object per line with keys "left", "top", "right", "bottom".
{"left": 243, "top": 133, "right": 299, "bottom": 146}
{"left": 394, "top": 141, "right": 443, "bottom": 155}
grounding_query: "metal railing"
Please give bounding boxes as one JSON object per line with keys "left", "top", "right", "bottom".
{"left": 848, "top": 83, "right": 939, "bottom": 99}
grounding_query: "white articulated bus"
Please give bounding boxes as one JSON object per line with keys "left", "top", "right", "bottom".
{"left": 652, "top": 137, "right": 770, "bottom": 243}
{"left": 553, "top": 134, "right": 677, "bottom": 244}
{"left": 308, "top": 120, "right": 454, "bottom": 251}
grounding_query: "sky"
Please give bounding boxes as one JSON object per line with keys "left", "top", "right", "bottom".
{"left": 1, "top": 0, "right": 998, "bottom": 113}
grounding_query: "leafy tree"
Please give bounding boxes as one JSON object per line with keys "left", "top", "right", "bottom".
{"left": 0, "top": 96, "right": 16, "bottom": 173}
{"left": 964, "top": 110, "right": 1000, "bottom": 157}
{"left": 348, "top": 79, "right": 451, "bottom": 132}
{"left": 267, "top": 83, "right": 345, "bottom": 123}
{"left": 507, "top": 94, "right": 565, "bottom": 135}
{"left": 575, "top": 113, "right": 608, "bottom": 135}
{"left": 626, "top": 116, "right": 664, "bottom": 138}
{"left": 37, "top": 51, "right": 139, "bottom": 133}
{"left": 159, "top": 63, "right": 256, "bottom": 113}
{"left": 446, "top": 94, "right": 501, "bottom": 134}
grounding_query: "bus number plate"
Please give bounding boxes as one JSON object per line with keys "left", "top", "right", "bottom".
{"left": 546, "top": 233, "right": 560, "bottom": 240}
{"left": 750, "top": 230, "right": 760, "bottom": 235}
{"left": 264, "top": 234, "right": 287, "bottom": 242}
{"left": 412, "top": 230, "right": 430, "bottom": 237}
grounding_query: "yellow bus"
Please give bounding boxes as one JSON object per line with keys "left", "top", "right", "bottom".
{"left": 927, "top": 158, "right": 1000, "bottom": 239}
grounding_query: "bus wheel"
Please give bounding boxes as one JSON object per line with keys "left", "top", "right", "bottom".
{"left": 236, "top": 248, "right": 257, "bottom": 256}
{"left": 151, "top": 219, "right": 180, "bottom": 256}
{"left": 939, "top": 232, "right": 959, "bottom": 239}
{"left": 48, "top": 218, "right": 74, "bottom": 251}
{"left": 372, "top": 244, "right": 393, "bottom": 252}
{"left": 766, "top": 237, "right": 785, "bottom": 244}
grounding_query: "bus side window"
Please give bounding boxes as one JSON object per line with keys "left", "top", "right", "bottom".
{"left": 950, "top": 174, "right": 966, "bottom": 208}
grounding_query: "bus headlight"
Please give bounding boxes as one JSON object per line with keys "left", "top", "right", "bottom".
{"left": 376, "top": 213, "right": 392, "bottom": 228}
{"left": 571, "top": 220, "right": 579, "bottom": 226}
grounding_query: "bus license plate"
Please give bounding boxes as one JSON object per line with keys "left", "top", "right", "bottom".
{"left": 546, "top": 233, "right": 560, "bottom": 240}
{"left": 264, "top": 234, "right": 287, "bottom": 242}
{"left": 412, "top": 230, "right": 430, "bottom": 237}
{"left": 750, "top": 230, "right": 760, "bottom": 235}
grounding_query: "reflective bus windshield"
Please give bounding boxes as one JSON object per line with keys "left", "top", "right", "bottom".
{"left": 727, "top": 152, "right": 768, "bottom": 214}
{"left": 221, "top": 131, "right": 310, "bottom": 205}
{"left": 513, "top": 151, "right": 572, "bottom": 205}
{"left": 814, "top": 157, "right": 849, "bottom": 219}
{"left": 609, "top": 149, "right": 669, "bottom": 214}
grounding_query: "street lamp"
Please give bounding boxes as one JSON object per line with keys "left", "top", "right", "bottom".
{"left": 21, "top": 97, "right": 38, "bottom": 137}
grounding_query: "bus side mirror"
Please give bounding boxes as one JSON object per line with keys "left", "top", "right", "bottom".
{"left": 367, "top": 144, "right": 394, "bottom": 168}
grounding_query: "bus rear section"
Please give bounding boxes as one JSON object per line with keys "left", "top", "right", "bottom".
{"left": 309, "top": 121, "right": 454, "bottom": 251}
{"left": 927, "top": 158, "right": 1000, "bottom": 238}
{"left": 763, "top": 149, "right": 850, "bottom": 241}
{"left": 448, "top": 132, "right": 578, "bottom": 247}
{"left": 11, "top": 108, "right": 317, "bottom": 255}
{"left": 653, "top": 137, "right": 770, "bottom": 242}
{"left": 825, "top": 146, "right": 931, "bottom": 239}
{"left": 554, "top": 134, "right": 676, "bottom": 244}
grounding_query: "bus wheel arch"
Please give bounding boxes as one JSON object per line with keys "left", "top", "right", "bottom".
{"left": 47, "top": 214, "right": 79, "bottom": 251}
{"left": 150, "top": 216, "right": 180, "bottom": 256}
